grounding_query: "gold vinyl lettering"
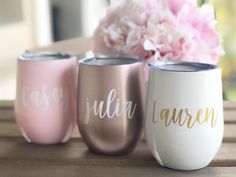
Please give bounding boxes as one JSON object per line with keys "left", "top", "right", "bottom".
{"left": 186, "top": 109, "right": 196, "bottom": 129}
{"left": 171, "top": 109, "right": 178, "bottom": 124}
{"left": 178, "top": 109, "right": 186, "bottom": 126}
{"left": 196, "top": 109, "right": 204, "bottom": 124}
{"left": 160, "top": 109, "right": 170, "bottom": 126}
{"left": 152, "top": 100, "right": 157, "bottom": 123}
{"left": 205, "top": 108, "right": 218, "bottom": 128}
{"left": 151, "top": 100, "right": 218, "bottom": 129}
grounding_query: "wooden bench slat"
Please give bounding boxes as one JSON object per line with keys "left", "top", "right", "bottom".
{"left": 224, "top": 124, "right": 236, "bottom": 142}
{"left": 0, "top": 121, "right": 235, "bottom": 142}
{"left": 0, "top": 166, "right": 236, "bottom": 177}
{"left": 1, "top": 102, "right": 236, "bottom": 122}
{"left": 0, "top": 121, "right": 81, "bottom": 139}
{"left": 0, "top": 108, "right": 15, "bottom": 120}
{"left": 1, "top": 101, "right": 236, "bottom": 109}
{"left": 0, "top": 101, "right": 14, "bottom": 108}
{"left": 0, "top": 102, "right": 236, "bottom": 176}
{"left": 223, "top": 101, "right": 236, "bottom": 110}
{"left": 0, "top": 138, "right": 234, "bottom": 167}
{"left": 224, "top": 110, "right": 236, "bottom": 123}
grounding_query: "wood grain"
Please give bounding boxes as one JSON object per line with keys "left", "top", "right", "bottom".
{"left": 1, "top": 101, "right": 236, "bottom": 120}
{"left": 0, "top": 166, "right": 236, "bottom": 177}
{"left": 223, "top": 101, "right": 236, "bottom": 110}
{"left": 0, "top": 101, "right": 14, "bottom": 108}
{"left": 2, "top": 100, "right": 235, "bottom": 109}
{"left": 224, "top": 110, "right": 236, "bottom": 123}
{"left": 0, "top": 138, "right": 234, "bottom": 167}
{"left": 0, "top": 101, "right": 236, "bottom": 176}
{"left": 0, "top": 121, "right": 235, "bottom": 143}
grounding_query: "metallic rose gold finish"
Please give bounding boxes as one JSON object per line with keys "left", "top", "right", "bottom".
{"left": 77, "top": 57, "right": 145, "bottom": 155}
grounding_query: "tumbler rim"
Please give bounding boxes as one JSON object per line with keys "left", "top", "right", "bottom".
{"left": 148, "top": 60, "right": 219, "bottom": 73}
{"left": 79, "top": 57, "right": 143, "bottom": 66}
{"left": 18, "top": 52, "right": 73, "bottom": 61}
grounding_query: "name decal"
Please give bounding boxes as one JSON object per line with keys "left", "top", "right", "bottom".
{"left": 84, "top": 89, "right": 137, "bottom": 124}
{"left": 152, "top": 100, "right": 218, "bottom": 128}
{"left": 21, "top": 85, "right": 69, "bottom": 112}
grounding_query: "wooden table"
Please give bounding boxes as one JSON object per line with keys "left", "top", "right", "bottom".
{"left": 1, "top": 38, "right": 235, "bottom": 176}
{"left": 1, "top": 101, "right": 236, "bottom": 177}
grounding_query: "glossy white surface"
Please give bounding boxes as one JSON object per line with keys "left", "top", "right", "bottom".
{"left": 145, "top": 64, "right": 224, "bottom": 170}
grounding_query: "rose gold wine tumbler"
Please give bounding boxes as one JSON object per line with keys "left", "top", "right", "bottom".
{"left": 77, "top": 57, "right": 145, "bottom": 155}
{"left": 15, "top": 52, "right": 77, "bottom": 144}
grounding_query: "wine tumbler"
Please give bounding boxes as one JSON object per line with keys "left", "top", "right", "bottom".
{"left": 15, "top": 52, "right": 77, "bottom": 144}
{"left": 77, "top": 57, "right": 145, "bottom": 155}
{"left": 145, "top": 61, "right": 224, "bottom": 170}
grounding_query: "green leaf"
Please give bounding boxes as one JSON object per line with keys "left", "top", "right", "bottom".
{"left": 197, "top": 0, "right": 208, "bottom": 6}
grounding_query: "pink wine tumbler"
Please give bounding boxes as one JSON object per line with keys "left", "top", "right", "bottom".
{"left": 15, "top": 52, "right": 77, "bottom": 144}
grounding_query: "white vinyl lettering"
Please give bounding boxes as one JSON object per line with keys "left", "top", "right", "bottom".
{"left": 84, "top": 89, "right": 137, "bottom": 124}
{"left": 21, "top": 86, "right": 69, "bottom": 112}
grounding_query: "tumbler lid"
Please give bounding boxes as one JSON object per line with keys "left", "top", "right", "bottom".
{"left": 18, "top": 52, "right": 72, "bottom": 61}
{"left": 149, "top": 61, "right": 218, "bottom": 72}
{"left": 79, "top": 57, "right": 143, "bottom": 66}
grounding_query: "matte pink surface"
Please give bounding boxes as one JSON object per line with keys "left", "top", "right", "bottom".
{"left": 15, "top": 57, "right": 77, "bottom": 144}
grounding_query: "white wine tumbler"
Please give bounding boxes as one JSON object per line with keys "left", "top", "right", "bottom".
{"left": 145, "top": 61, "right": 224, "bottom": 170}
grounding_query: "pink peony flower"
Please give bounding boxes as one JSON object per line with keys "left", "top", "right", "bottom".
{"left": 93, "top": 0, "right": 224, "bottom": 66}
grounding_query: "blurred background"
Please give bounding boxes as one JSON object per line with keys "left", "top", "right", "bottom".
{"left": 0, "top": 0, "right": 235, "bottom": 101}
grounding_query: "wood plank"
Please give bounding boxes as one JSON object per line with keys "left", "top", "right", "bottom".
{"left": 223, "top": 101, "right": 236, "bottom": 110}
{"left": 2, "top": 101, "right": 235, "bottom": 109}
{"left": 1, "top": 108, "right": 236, "bottom": 123}
{"left": 224, "top": 110, "right": 236, "bottom": 123}
{"left": 0, "top": 100, "right": 235, "bottom": 109}
{"left": 0, "top": 138, "right": 156, "bottom": 166}
{"left": 224, "top": 123, "right": 236, "bottom": 142}
{"left": 213, "top": 143, "right": 236, "bottom": 166}
{"left": 0, "top": 108, "right": 15, "bottom": 120}
{"left": 0, "top": 165, "right": 235, "bottom": 177}
{"left": 0, "top": 120, "right": 80, "bottom": 139}
{"left": 0, "top": 120, "right": 235, "bottom": 142}
{"left": 0, "top": 110, "right": 236, "bottom": 176}
{"left": 0, "top": 101, "right": 14, "bottom": 108}
{"left": 29, "top": 37, "right": 93, "bottom": 56}
{"left": 0, "top": 138, "right": 234, "bottom": 167}
{"left": 1, "top": 101, "right": 236, "bottom": 122}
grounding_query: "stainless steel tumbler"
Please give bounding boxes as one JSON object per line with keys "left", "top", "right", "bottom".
{"left": 15, "top": 52, "right": 77, "bottom": 144}
{"left": 77, "top": 57, "right": 145, "bottom": 155}
{"left": 145, "top": 61, "right": 223, "bottom": 170}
